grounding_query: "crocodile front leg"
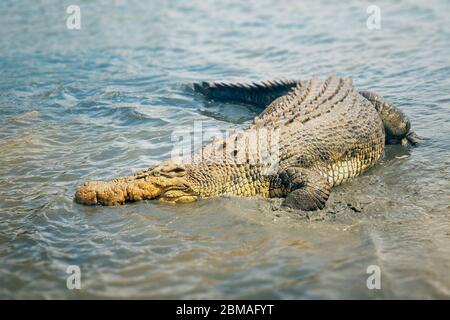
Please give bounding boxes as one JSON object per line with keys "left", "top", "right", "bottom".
{"left": 279, "top": 167, "right": 331, "bottom": 211}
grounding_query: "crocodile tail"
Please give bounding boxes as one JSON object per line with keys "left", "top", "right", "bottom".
{"left": 192, "top": 79, "right": 300, "bottom": 109}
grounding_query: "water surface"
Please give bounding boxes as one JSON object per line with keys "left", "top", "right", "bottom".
{"left": 0, "top": 0, "right": 449, "bottom": 299}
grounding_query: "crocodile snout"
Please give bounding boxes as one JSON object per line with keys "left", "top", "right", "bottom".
{"left": 74, "top": 181, "right": 132, "bottom": 206}
{"left": 74, "top": 182, "right": 99, "bottom": 205}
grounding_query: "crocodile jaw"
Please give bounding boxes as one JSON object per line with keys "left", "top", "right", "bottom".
{"left": 75, "top": 176, "right": 198, "bottom": 206}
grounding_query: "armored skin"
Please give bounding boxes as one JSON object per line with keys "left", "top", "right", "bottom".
{"left": 75, "top": 76, "right": 418, "bottom": 210}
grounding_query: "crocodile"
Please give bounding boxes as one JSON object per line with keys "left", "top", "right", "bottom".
{"left": 74, "top": 76, "right": 418, "bottom": 210}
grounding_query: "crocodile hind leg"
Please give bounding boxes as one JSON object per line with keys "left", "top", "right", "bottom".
{"left": 359, "top": 90, "right": 419, "bottom": 146}
{"left": 192, "top": 79, "right": 301, "bottom": 109}
{"left": 279, "top": 167, "right": 331, "bottom": 211}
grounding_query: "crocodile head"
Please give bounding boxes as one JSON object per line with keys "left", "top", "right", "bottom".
{"left": 74, "top": 160, "right": 199, "bottom": 206}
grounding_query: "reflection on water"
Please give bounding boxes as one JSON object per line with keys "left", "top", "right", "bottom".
{"left": 0, "top": 0, "right": 449, "bottom": 299}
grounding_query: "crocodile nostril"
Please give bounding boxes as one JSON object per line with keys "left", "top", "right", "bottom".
{"left": 74, "top": 183, "right": 98, "bottom": 205}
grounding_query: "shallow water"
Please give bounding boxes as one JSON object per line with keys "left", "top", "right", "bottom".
{"left": 1, "top": 0, "right": 450, "bottom": 299}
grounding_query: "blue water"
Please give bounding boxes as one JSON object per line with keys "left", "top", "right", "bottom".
{"left": 1, "top": 0, "right": 449, "bottom": 299}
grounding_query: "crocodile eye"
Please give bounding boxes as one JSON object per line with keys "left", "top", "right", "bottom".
{"left": 159, "top": 164, "right": 187, "bottom": 177}
{"left": 153, "top": 171, "right": 161, "bottom": 177}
